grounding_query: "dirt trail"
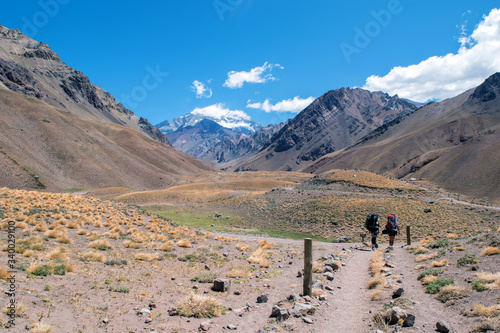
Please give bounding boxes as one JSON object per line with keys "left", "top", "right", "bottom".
{"left": 390, "top": 246, "right": 476, "bottom": 333}
{"left": 310, "top": 247, "right": 375, "bottom": 333}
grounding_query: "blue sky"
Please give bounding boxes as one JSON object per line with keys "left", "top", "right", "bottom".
{"left": 1, "top": 1, "right": 499, "bottom": 126}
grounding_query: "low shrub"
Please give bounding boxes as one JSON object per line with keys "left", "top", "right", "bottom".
{"left": 191, "top": 273, "right": 217, "bottom": 283}
{"left": 425, "top": 279, "right": 454, "bottom": 294}
{"left": 109, "top": 286, "right": 130, "bottom": 293}
{"left": 428, "top": 239, "right": 449, "bottom": 249}
{"left": 435, "top": 285, "right": 471, "bottom": 303}
{"left": 457, "top": 254, "right": 478, "bottom": 267}
{"left": 418, "top": 268, "right": 444, "bottom": 280}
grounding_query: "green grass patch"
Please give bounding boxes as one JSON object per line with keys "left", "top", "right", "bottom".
{"left": 191, "top": 273, "right": 217, "bottom": 283}
{"left": 471, "top": 280, "right": 487, "bottom": 292}
{"left": 425, "top": 279, "right": 454, "bottom": 294}
{"left": 427, "top": 239, "right": 449, "bottom": 249}
{"left": 418, "top": 268, "right": 444, "bottom": 280}
{"left": 109, "top": 286, "right": 130, "bottom": 293}
{"left": 457, "top": 253, "right": 478, "bottom": 267}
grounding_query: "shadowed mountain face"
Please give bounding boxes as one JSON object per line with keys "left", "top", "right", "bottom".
{"left": 305, "top": 73, "right": 500, "bottom": 203}
{"left": 0, "top": 25, "right": 213, "bottom": 191}
{"left": 234, "top": 88, "right": 416, "bottom": 172}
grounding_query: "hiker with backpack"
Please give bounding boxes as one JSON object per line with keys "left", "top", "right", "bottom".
{"left": 382, "top": 214, "right": 400, "bottom": 250}
{"left": 364, "top": 213, "right": 380, "bottom": 251}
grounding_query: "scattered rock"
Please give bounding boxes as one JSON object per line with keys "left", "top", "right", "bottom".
{"left": 389, "top": 307, "right": 407, "bottom": 325}
{"left": 289, "top": 309, "right": 301, "bottom": 318}
{"left": 144, "top": 318, "right": 152, "bottom": 324}
{"left": 325, "top": 286, "right": 335, "bottom": 291}
{"left": 233, "top": 308, "right": 243, "bottom": 316}
{"left": 138, "top": 308, "right": 151, "bottom": 316}
{"left": 257, "top": 295, "right": 268, "bottom": 303}
{"left": 227, "top": 323, "right": 237, "bottom": 330}
{"left": 302, "top": 316, "right": 314, "bottom": 324}
{"left": 270, "top": 305, "right": 290, "bottom": 322}
{"left": 324, "top": 272, "right": 335, "bottom": 281}
{"left": 322, "top": 265, "right": 333, "bottom": 273}
{"left": 199, "top": 320, "right": 211, "bottom": 331}
{"left": 424, "top": 208, "right": 432, "bottom": 213}
{"left": 102, "top": 318, "right": 109, "bottom": 324}
{"left": 212, "top": 278, "right": 231, "bottom": 292}
{"left": 234, "top": 290, "right": 241, "bottom": 295}
{"left": 293, "top": 303, "right": 314, "bottom": 316}
{"left": 312, "top": 280, "right": 324, "bottom": 290}
{"left": 392, "top": 287, "right": 404, "bottom": 299}
{"left": 403, "top": 314, "right": 415, "bottom": 327}
{"left": 167, "top": 308, "right": 178, "bottom": 316}
{"left": 287, "top": 293, "right": 300, "bottom": 301}
{"left": 148, "top": 302, "right": 156, "bottom": 309}
{"left": 324, "top": 260, "right": 340, "bottom": 271}
{"left": 385, "top": 262, "right": 395, "bottom": 268}
{"left": 436, "top": 321, "right": 451, "bottom": 333}
{"left": 297, "top": 270, "right": 303, "bottom": 278}
{"left": 318, "top": 295, "right": 327, "bottom": 301}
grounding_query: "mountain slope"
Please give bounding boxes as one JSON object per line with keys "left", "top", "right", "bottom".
{"left": 165, "top": 118, "right": 240, "bottom": 160}
{"left": 0, "top": 89, "right": 212, "bottom": 191}
{"left": 0, "top": 24, "right": 213, "bottom": 191}
{"left": 235, "top": 88, "right": 416, "bottom": 171}
{"left": 304, "top": 73, "right": 500, "bottom": 203}
{"left": 0, "top": 24, "right": 167, "bottom": 144}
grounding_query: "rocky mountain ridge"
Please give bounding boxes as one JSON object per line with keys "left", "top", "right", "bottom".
{"left": 305, "top": 73, "right": 500, "bottom": 202}
{"left": 0, "top": 24, "right": 167, "bottom": 144}
{"left": 234, "top": 88, "right": 417, "bottom": 171}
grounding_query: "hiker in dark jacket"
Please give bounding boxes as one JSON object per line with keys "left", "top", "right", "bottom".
{"left": 364, "top": 213, "right": 380, "bottom": 251}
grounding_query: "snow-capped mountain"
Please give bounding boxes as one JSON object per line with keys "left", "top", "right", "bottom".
{"left": 156, "top": 104, "right": 263, "bottom": 135}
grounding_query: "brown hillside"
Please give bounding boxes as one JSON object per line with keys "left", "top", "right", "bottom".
{"left": 0, "top": 89, "right": 213, "bottom": 191}
{"left": 304, "top": 73, "right": 500, "bottom": 203}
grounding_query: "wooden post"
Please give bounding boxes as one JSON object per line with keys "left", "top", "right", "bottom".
{"left": 303, "top": 238, "right": 313, "bottom": 296}
{"left": 406, "top": 226, "right": 411, "bottom": 246}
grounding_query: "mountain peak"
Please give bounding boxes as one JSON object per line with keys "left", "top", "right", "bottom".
{"left": 470, "top": 72, "right": 500, "bottom": 103}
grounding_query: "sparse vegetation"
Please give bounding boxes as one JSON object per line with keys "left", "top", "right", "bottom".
{"left": 177, "top": 293, "right": 225, "bottom": 318}
{"left": 458, "top": 253, "right": 479, "bottom": 267}
{"left": 425, "top": 279, "right": 454, "bottom": 294}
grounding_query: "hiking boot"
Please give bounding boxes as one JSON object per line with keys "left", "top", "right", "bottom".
{"left": 372, "top": 245, "right": 376, "bottom": 251}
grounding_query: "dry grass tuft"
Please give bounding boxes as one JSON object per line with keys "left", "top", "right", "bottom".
{"left": 415, "top": 252, "right": 440, "bottom": 262}
{"left": 46, "top": 247, "right": 69, "bottom": 261}
{"left": 159, "top": 242, "right": 172, "bottom": 252}
{"left": 431, "top": 259, "right": 449, "bottom": 267}
{"left": 473, "top": 304, "right": 500, "bottom": 317}
{"left": 446, "top": 233, "right": 459, "bottom": 239}
{"left": 34, "top": 221, "right": 48, "bottom": 232}
{"left": 177, "top": 239, "right": 193, "bottom": 248}
{"left": 123, "top": 240, "right": 140, "bottom": 249}
{"left": 135, "top": 253, "right": 159, "bottom": 261}
{"left": 89, "top": 239, "right": 111, "bottom": 250}
{"left": 81, "top": 250, "right": 105, "bottom": 262}
{"left": 2, "top": 302, "right": 25, "bottom": 316}
{"left": 435, "top": 285, "right": 472, "bottom": 303}
{"left": 177, "top": 293, "right": 225, "bottom": 318}
{"left": 258, "top": 239, "right": 276, "bottom": 249}
{"left": 312, "top": 262, "right": 325, "bottom": 273}
{"left": 481, "top": 247, "right": 500, "bottom": 256}
{"left": 227, "top": 266, "right": 253, "bottom": 278}
{"left": 235, "top": 243, "right": 250, "bottom": 251}
{"left": 419, "top": 237, "right": 436, "bottom": 247}
{"left": 31, "top": 322, "right": 52, "bottom": 333}
{"left": 414, "top": 264, "right": 427, "bottom": 270}
{"left": 422, "top": 275, "right": 438, "bottom": 285}
{"left": 76, "top": 229, "right": 88, "bottom": 235}
{"left": 0, "top": 266, "right": 13, "bottom": 280}
{"left": 247, "top": 246, "right": 272, "bottom": 268}
{"left": 454, "top": 246, "right": 467, "bottom": 251}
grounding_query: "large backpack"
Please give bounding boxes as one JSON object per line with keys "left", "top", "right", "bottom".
{"left": 365, "top": 213, "right": 379, "bottom": 230}
{"left": 386, "top": 214, "right": 397, "bottom": 230}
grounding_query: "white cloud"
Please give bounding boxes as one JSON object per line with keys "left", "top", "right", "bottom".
{"left": 223, "top": 62, "right": 284, "bottom": 89}
{"left": 191, "top": 103, "right": 252, "bottom": 121}
{"left": 191, "top": 80, "right": 212, "bottom": 98}
{"left": 247, "top": 96, "right": 315, "bottom": 113}
{"left": 363, "top": 8, "right": 500, "bottom": 102}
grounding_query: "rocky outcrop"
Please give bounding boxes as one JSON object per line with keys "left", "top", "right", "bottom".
{"left": 139, "top": 117, "right": 170, "bottom": 144}
{"left": 22, "top": 42, "right": 61, "bottom": 61}
{"left": 60, "top": 71, "right": 106, "bottom": 110}
{"left": 0, "top": 58, "right": 46, "bottom": 99}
